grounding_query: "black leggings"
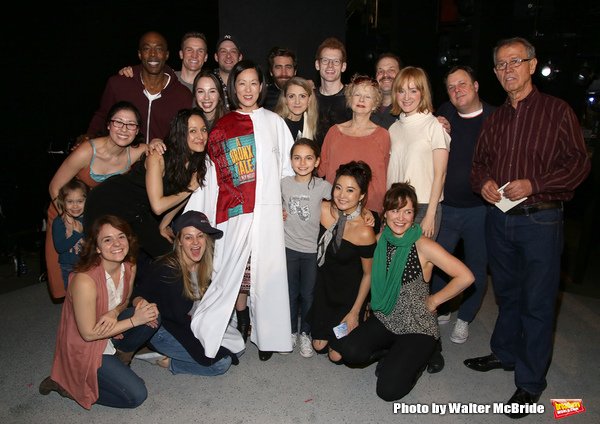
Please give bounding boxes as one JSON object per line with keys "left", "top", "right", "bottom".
{"left": 331, "top": 315, "right": 436, "bottom": 401}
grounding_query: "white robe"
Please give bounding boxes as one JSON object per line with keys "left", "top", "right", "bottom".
{"left": 189, "top": 108, "right": 294, "bottom": 357}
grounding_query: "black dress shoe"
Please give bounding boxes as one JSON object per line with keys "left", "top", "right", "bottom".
{"left": 426, "top": 350, "right": 445, "bottom": 374}
{"left": 464, "top": 353, "right": 515, "bottom": 372}
{"left": 258, "top": 350, "right": 273, "bottom": 361}
{"left": 504, "top": 387, "right": 541, "bottom": 419}
{"left": 427, "top": 339, "right": 444, "bottom": 374}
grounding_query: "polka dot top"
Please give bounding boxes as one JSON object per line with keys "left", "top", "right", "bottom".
{"left": 374, "top": 242, "right": 439, "bottom": 339}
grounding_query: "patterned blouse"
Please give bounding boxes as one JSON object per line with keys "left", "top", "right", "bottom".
{"left": 374, "top": 242, "right": 439, "bottom": 339}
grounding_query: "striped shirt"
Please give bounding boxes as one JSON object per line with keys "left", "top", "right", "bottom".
{"left": 471, "top": 86, "right": 590, "bottom": 205}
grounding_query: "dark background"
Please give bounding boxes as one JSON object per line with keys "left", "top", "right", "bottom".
{"left": 2, "top": 0, "right": 599, "bottom": 275}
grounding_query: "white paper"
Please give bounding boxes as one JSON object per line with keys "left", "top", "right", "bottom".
{"left": 495, "top": 182, "right": 527, "bottom": 212}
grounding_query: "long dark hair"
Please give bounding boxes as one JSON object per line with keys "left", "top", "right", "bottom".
{"left": 192, "top": 70, "right": 227, "bottom": 129}
{"left": 163, "top": 108, "right": 208, "bottom": 195}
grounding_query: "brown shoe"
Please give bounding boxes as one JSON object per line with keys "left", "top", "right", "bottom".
{"left": 39, "top": 377, "right": 74, "bottom": 400}
{"left": 115, "top": 349, "right": 134, "bottom": 366}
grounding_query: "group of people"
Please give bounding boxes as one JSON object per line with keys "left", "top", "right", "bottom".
{"left": 40, "top": 29, "right": 590, "bottom": 420}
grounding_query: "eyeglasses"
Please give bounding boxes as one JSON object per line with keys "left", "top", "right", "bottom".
{"left": 494, "top": 57, "right": 534, "bottom": 71}
{"left": 110, "top": 120, "right": 139, "bottom": 131}
{"left": 319, "top": 57, "right": 342, "bottom": 67}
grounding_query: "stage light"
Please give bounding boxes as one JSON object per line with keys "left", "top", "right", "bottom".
{"left": 539, "top": 60, "right": 559, "bottom": 81}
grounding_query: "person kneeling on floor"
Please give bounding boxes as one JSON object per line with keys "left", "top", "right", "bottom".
{"left": 132, "top": 210, "right": 242, "bottom": 375}
{"left": 330, "top": 183, "right": 473, "bottom": 401}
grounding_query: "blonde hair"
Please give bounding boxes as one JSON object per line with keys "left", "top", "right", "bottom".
{"left": 164, "top": 234, "right": 215, "bottom": 301}
{"left": 391, "top": 66, "right": 433, "bottom": 116}
{"left": 274, "top": 77, "right": 318, "bottom": 139}
{"left": 344, "top": 74, "right": 382, "bottom": 110}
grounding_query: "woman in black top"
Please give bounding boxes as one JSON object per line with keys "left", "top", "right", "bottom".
{"left": 133, "top": 210, "right": 238, "bottom": 375}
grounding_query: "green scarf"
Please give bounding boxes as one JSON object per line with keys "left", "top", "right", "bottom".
{"left": 371, "top": 224, "right": 422, "bottom": 315}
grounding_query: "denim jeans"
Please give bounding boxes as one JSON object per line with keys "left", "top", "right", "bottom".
{"left": 486, "top": 206, "right": 563, "bottom": 394}
{"left": 286, "top": 248, "right": 317, "bottom": 334}
{"left": 96, "top": 307, "right": 158, "bottom": 408}
{"left": 149, "top": 326, "right": 232, "bottom": 376}
{"left": 415, "top": 203, "right": 442, "bottom": 240}
{"left": 430, "top": 204, "right": 488, "bottom": 322}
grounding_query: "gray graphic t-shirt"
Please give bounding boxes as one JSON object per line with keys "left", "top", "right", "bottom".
{"left": 281, "top": 176, "right": 332, "bottom": 253}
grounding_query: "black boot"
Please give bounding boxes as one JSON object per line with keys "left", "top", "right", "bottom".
{"left": 236, "top": 307, "right": 250, "bottom": 343}
{"left": 427, "top": 339, "right": 445, "bottom": 374}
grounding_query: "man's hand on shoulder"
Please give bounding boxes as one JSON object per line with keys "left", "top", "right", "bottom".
{"left": 118, "top": 66, "right": 134, "bottom": 78}
{"left": 436, "top": 116, "right": 451, "bottom": 134}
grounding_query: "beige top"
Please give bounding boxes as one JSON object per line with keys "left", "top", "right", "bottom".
{"left": 387, "top": 112, "right": 450, "bottom": 202}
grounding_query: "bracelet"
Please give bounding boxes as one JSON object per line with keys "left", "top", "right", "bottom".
{"left": 129, "top": 317, "right": 135, "bottom": 328}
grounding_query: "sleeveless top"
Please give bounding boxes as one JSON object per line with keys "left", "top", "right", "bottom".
{"left": 88, "top": 139, "right": 132, "bottom": 183}
{"left": 374, "top": 243, "right": 439, "bottom": 339}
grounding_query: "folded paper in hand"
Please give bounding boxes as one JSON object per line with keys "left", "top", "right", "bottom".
{"left": 495, "top": 182, "right": 527, "bottom": 212}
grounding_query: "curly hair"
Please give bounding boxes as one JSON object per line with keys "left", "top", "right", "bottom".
{"left": 344, "top": 74, "right": 382, "bottom": 110}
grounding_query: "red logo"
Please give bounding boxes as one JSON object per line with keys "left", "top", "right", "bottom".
{"left": 551, "top": 399, "right": 585, "bottom": 419}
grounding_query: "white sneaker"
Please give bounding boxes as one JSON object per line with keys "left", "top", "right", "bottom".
{"left": 450, "top": 319, "right": 469, "bottom": 344}
{"left": 134, "top": 351, "right": 166, "bottom": 363}
{"left": 437, "top": 312, "right": 451, "bottom": 324}
{"left": 298, "top": 332, "right": 314, "bottom": 358}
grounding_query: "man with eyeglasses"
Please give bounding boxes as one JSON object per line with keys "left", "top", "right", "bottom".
{"left": 88, "top": 31, "right": 192, "bottom": 144}
{"left": 313, "top": 37, "right": 352, "bottom": 147}
{"left": 263, "top": 47, "right": 298, "bottom": 111}
{"left": 467, "top": 37, "right": 590, "bottom": 419}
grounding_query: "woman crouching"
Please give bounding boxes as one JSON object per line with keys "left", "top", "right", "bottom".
{"left": 40, "top": 215, "right": 160, "bottom": 409}
{"left": 330, "top": 183, "right": 474, "bottom": 401}
{"left": 132, "top": 210, "right": 238, "bottom": 375}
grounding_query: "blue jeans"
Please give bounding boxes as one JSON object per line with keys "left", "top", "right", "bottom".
{"left": 486, "top": 206, "right": 563, "bottom": 394}
{"left": 149, "top": 326, "right": 232, "bottom": 376}
{"left": 96, "top": 308, "right": 158, "bottom": 408}
{"left": 431, "top": 204, "right": 488, "bottom": 322}
{"left": 286, "top": 248, "right": 317, "bottom": 334}
{"left": 415, "top": 203, "right": 442, "bottom": 240}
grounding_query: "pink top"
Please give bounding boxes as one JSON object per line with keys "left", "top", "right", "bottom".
{"left": 318, "top": 124, "right": 390, "bottom": 214}
{"left": 50, "top": 262, "right": 133, "bottom": 409}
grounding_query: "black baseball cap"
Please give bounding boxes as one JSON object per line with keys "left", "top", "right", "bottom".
{"left": 215, "top": 34, "right": 241, "bottom": 53}
{"left": 172, "top": 211, "right": 223, "bottom": 239}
